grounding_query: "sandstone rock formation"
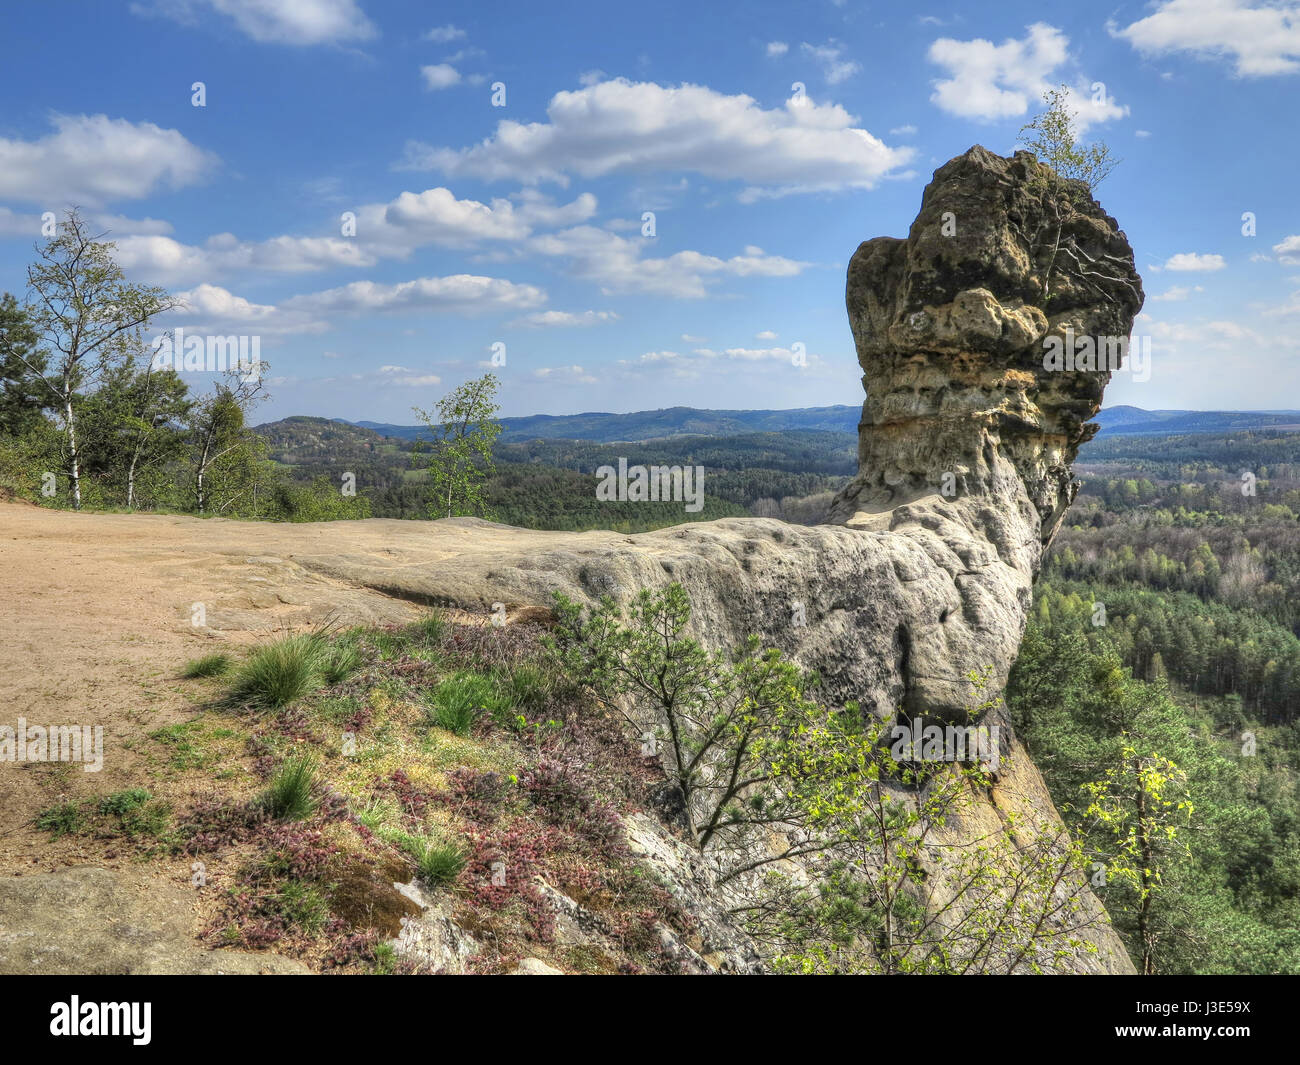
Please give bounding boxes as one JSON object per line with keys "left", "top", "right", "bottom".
{"left": 306, "top": 147, "right": 1142, "bottom": 973}
{"left": 1, "top": 147, "right": 1143, "bottom": 974}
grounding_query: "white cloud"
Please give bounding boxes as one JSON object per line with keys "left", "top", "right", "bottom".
{"left": 0, "top": 114, "right": 216, "bottom": 206}
{"left": 800, "top": 41, "right": 861, "bottom": 84}
{"left": 131, "top": 0, "right": 376, "bottom": 45}
{"left": 1152, "top": 284, "right": 1204, "bottom": 301}
{"left": 927, "top": 23, "right": 1127, "bottom": 131}
{"left": 0, "top": 207, "right": 175, "bottom": 240}
{"left": 1135, "top": 129, "right": 1152, "bottom": 137}
{"left": 421, "top": 64, "right": 461, "bottom": 90}
{"left": 423, "top": 24, "right": 465, "bottom": 44}
{"left": 766, "top": 41, "right": 789, "bottom": 57}
{"left": 513, "top": 310, "right": 619, "bottom": 327}
{"left": 1164, "top": 252, "right": 1226, "bottom": 271}
{"left": 166, "top": 282, "right": 328, "bottom": 334}
{"left": 619, "top": 344, "right": 821, "bottom": 379}
{"left": 375, "top": 364, "right": 441, "bottom": 387}
{"left": 115, "top": 231, "right": 373, "bottom": 283}
{"left": 1273, "top": 235, "right": 1300, "bottom": 264}
{"left": 532, "top": 365, "right": 598, "bottom": 384}
{"left": 281, "top": 275, "right": 547, "bottom": 316}
{"left": 889, "top": 124, "right": 918, "bottom": 136}
{"left": 528, "top": 225, "right": 808, "bottom": 298}
{"left": 579, "top": 69, "right": 606, "bottom": 86}
{"left": 113, "top": 187, "right": 596, "bottom": 281}
{"left": 1111, "top": 1, "right": 1300, "bottom": 77}
{"left": 399, "top": 77, "right": 914, "bottom": 197}
{"left": 756, "top": 329, "right": 778, "bottom": 339}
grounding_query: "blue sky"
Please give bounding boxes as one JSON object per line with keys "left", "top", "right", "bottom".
{"left": 1, "top": 0, "right": 1298, "bottom": 422}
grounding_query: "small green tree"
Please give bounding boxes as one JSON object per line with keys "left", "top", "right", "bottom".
{"left": 1014, "top": 87, "right": 1136, "bottom": 307}
{"left": 17, "top": 210, "right": 179, "bottom": 508}
{"left": 413, "top": 373, "right": 501, "bottom": 519}
{"left": 1076, "top": 741, "right": 1193, "bottom": 975}
{"left": 547, "top": 584, "right": 820, "bottom": 848}
{"left": 1018, "top": 85, "right": 1117, "bottom": 191}
{"left": 187, "top": 367, "right": 269, "bottom": 515}
{"left": 77, "top": 334, "right": 191, "bottom": 508}
{"left": 0, "top": 293, "right": 49, "bottom": 438}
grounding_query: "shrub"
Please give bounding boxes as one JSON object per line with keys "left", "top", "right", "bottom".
{"left": 34, "top": 802, "right": 84, "bottom": 838}
{"left": 98, "top": 788, "right": 152, "bottom": 816}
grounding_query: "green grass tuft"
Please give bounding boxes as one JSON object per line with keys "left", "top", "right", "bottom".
{"left": 229, "top": 633, "right": 328, "bottom": 709}
{"left": 182, "top": 652, "right": 232, "bottom": 678}
{"left": 259, "top": 754, "right": 319, "bottom": 820}
{"left": 404, "top": 834, "right": 466, "bottom": 890}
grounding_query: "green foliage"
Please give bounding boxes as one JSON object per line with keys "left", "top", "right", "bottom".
{"left": 547, "top": 583, "right": 822, "bottom": 848}
{"left": 413, "top": 373, "right": 502, "bottom": 519}
{"left": 34, "top": 802, "right": 85, "bottom": 838}
{"left": 0, "top": 292, "right": 50, "bottom": 437}
{"left": 230, "top": 633, "right": 329, "bottom": 709}
{"left": 424, "top": 671, "right": 508, "bottom": 735}
{"left": 259, "top": 755, "right": 319, "bottom": 820}
{"left": 1018, "top": 85, "right": 1117, "bottom": 190}
{"left": 403, "top": 834, "right": 467, "bottom": 890}
{"left": 265, "top": 474, "right": 372, "bottom": 522}
{"left": 182, "top": 653, "right": 232, "bottom": 678}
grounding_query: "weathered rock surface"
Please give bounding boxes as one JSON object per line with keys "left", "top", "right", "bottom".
{"left": 0, "top": 147, "right": 1143, "bottom": 974}
{"left": 278, "top": 147, "right": 1141, "bottom": 973}
{"left": 0, "top": 866, "right": 311, "bottom": 974}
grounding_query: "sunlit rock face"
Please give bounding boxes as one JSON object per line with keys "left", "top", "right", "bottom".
{"left": 831, "top": 145, "right": 1144, "bottom": 554}
{"left": 270, "top": 147, "right": 1143, "bottom": 973}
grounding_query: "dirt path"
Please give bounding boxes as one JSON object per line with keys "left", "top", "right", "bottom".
{"left": 0, "top": 501, "right": 439, "bottom": 873}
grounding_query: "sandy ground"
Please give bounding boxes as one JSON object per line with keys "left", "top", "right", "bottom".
{"left": 0, "top": 500, "right": 444, "bottom": 873}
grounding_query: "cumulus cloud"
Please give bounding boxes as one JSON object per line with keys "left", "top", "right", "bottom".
{"left": 115, "top": 231, "right": 373, "bottom": 284}
{"left": 1111, "top": 0, "right": 1300, "bottom": 77}
{"left": 374, "top": 364, "right": 441, "bottom": 387}
{"left": 619, "top": 343, "right": 821, "bottom": 378}
{"left": 927, "top": 23, "right": 1127, "bottom": 131}
{"left": 421, "top": 64, "right": 461, "bottom": 90}
{"left": 112, "top": 187, "right": 596, "bottom": 281}
{"left": 766, "top": 41, "right": 789, "bottom": 57}
{"left": 513, "top": 310, "right": 619, "bottom": 327}
{"left": 281, "top": 275, "right": 546, "bottom": 316}
{"left": 1151, "top": 285, "right": 1205, "bottom": 301}
{"left": 399, "top": 78, "right": 913, "bottom": 197}
{"left": 165, "top": 283, "right": 328, "bottom": 335}
{"left": 527, "top": 225, "right": 807, "bottom": 298}
{"left": 0, "top": 207, "right": 175, "bottom": 240}
{"left": 1164, "top": 252, "right": 1226, "bottom": 271}
{"left": 1273, "top": 235, "right": 1300, "bottom": 264}
{"left": 0, "top": 114, "right": 216, "bottom": 206}
{"left": 131, "top": 0, "right": 376, "bottom": 45}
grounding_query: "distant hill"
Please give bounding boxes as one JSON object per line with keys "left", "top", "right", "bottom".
{"left": 337, "top": 405, "right": 863, "bottom": 443}
{"left": 1093, "top": 406, "right": 1300, "bottom": 436}
{"left": 257, "top": 406, "right": 1300, "bottom": 454}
